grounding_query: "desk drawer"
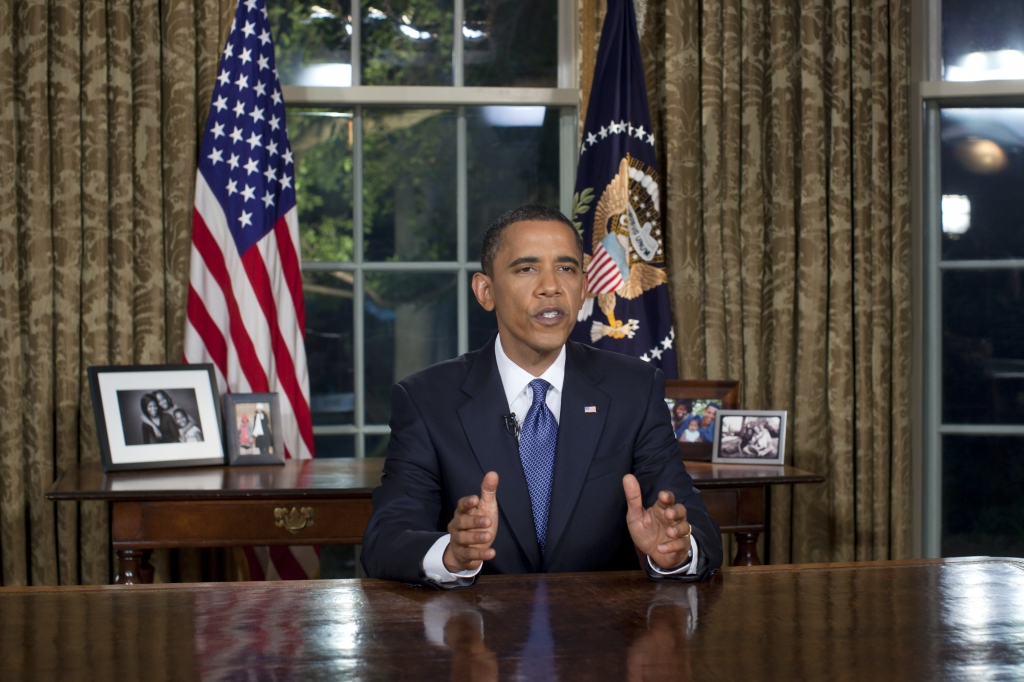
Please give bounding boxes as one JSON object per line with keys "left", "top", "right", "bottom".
{"left": 112, "top": 498, "right": 373, "bottom": 548}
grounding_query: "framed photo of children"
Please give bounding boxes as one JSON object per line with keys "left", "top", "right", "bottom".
{"left": 224, "top": 393, "right": 285, "bottom": 466}
{"left": 87, "top": 364, "right": 225, "bottom": 472}
{"left": 664, "top": 380, "right": 740, "bottom": 461}
{"left": 711, "top": 410, "right": 788, "bottom": 465}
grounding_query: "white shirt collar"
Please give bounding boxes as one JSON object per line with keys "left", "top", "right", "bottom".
{"left": 494, "top": 333, "right": 566, "bottom": 411}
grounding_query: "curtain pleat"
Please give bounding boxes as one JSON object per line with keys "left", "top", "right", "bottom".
{"left": 51, "top": 0, "right": 85, "bottom": 587}
{"left": 0, "top": 0, "right": 229, "bottom": 586}
{"left": 18, "top": 0, "right": 58, "bottom": 588}
{"left": 79, "top": 0, "right": 113, "bottom": 586}
{"left": 585, "top": 0, "right": 913, "bottom": 562}
{"left": 0, "top": 0, "right": 24, "bottom": 587}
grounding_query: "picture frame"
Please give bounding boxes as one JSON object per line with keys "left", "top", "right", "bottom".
{"left": 87, "top": 364, "right": 225, "bottom": 472}
{"left": 711, "top": 410, "right": 788, "bottom": 465}
{"left": 224, "top": 393, "right": 285, "bottom": 466}
{"left": 664, "top": 380, "right": 740, "bottom": 461}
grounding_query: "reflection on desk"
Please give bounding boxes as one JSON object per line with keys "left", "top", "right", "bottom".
{"left": 3, "top": 558, "right": 1024, "bottom": 681}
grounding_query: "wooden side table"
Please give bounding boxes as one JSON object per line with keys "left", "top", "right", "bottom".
{"left": 45, "top": 459, "right": 381, "bottom": 584}
{"left": 45, "top": 458, "right": 823, "bottom": 583}
{"left": 684, "top": 461, "right": 824, "bottom": 565}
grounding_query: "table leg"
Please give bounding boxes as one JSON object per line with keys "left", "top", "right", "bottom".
{"left": 115, "top": 548, "right": 146, "bottom": 585}
{"left": 732, "top": 532, "right": 762, "bottom": 566}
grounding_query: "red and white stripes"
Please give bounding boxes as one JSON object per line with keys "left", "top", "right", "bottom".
{"left": 586, "top": 241, "right": 625, "bottom": 294}
{"left": 184, "top": 171, "right": 313, "bottom": 461}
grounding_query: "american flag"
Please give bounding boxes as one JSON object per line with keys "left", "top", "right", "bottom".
{"left": 585, "top": 233, "right": 627, "bottom": 294}
{"left": 184, "top": 0, "right": 318, "bottom": 580}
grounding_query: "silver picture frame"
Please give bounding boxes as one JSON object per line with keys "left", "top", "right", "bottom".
{"left": 711, "top": 410, "right": 788, "bottom": 465}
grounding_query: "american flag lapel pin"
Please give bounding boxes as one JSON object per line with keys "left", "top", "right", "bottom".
{"left": 584, "top": 406, "right": 597, "bottom": 413}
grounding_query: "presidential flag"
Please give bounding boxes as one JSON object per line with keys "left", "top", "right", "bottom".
{"left": 184, "top": 0, "right": 318, "bottom": 580}
{"left": 571, "top": 0, "right": 676, "bottom": 377}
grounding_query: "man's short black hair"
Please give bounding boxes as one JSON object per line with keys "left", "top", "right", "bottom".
{"left": 480, "top": 204, "right": 583, "bottom": 276}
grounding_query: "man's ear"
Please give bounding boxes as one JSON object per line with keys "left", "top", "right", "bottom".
{"left": 471, "top": 272, "right": 495, "bottom": 312}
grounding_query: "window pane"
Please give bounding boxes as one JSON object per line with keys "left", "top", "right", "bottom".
{"left": 468, "top": 273, "right": 497, "bottom": 351}
{"left": 361, "top": 0, "right": 453, "bottom": 85}
{"left": 943, "top": 436, "right": 1024, "bottom": 558}
{"left": 940, "top": 109, "right": 1024, "bottom": 261}
{"left": 304, "top": 272, "right": 355, "bottom": 425}
{"left": 320, "top": 545, "right": 358, "bottom": 578}
{"left": 364, "top": 272, "right": 457, "bottom": 424}
{"left": 943, "top": 269, "right": 1024, "bottom": 424}
{"left": 291, "top": 109, "right": 355, "bottom": 262}
{"left": 363, "top": 108, "right": 457, "bottom": 261}
{"left": 466, "top": 106, "right": 560, "bottom": 260}
{"left": 271, "top": 0, "right": 353, "bottom": 87}
{"left": 313, "top": 434, "right": 355, "bottom": 457}
{"left": 464, "top": 0, "right": 557, "bottom": 87}
{"left": 366, "top": 434, "right": 390, "bottom": 458}
{"left": 943, "top": 0, "right": 1024, "bottom": 81}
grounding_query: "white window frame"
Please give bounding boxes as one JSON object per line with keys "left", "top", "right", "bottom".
{"left": 289, "top": 0, "right": 579, "bottom": 457}
{"left": 913, "top": 0, "right": 1024, "bottom": 556}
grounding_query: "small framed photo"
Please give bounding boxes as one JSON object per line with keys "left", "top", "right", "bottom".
{"left": 711, "top": 410, "right": 788, "bottom": 465}
{"left": 224, "top": 393, "right": 285, "bottom": 466}
{"left": 664, "top": 380, "right": 740, "bottom": 461}
{"left": 87, "top": 364, "right": 225, "bottom": 472}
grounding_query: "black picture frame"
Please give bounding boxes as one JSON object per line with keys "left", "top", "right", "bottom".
{"left": 87, "top": 364, "right": 225, "bottom": 472}
{"left": 224, "top": 393, "right": 286, "bottom": 466}
{"left": 664, "top": 380, "right": 741, "bottom": 461}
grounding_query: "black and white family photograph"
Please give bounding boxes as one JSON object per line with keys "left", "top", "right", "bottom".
{"left": 88, "top": 364, "right": 225, "bottom": 472}
{"left": 117, "top": 388, "right": 204, "bottom": 446}
{"left": 712, "top": 410, "right": 788, "bottom": 465}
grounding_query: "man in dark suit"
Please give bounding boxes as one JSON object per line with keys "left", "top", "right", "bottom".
{"left": 361, "top": 205, "right": 722, "bottom": 587}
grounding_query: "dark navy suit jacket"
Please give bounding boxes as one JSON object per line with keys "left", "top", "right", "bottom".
{"left": 361, "top": 336, "right": 723, "bottom": 586}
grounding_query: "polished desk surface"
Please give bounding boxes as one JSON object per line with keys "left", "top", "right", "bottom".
{"left": 2, "top": 558, "right": 1022, "bottom": 681}
{"left": 46, "top": 458, "right": 824, "bottom": 501}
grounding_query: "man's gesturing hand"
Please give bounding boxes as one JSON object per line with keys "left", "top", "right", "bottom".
{"left": 623, "top": 474, "right": 692, "bottom": 571}
{"left": 442, "top": 471, "right": 500, "bottom": 573}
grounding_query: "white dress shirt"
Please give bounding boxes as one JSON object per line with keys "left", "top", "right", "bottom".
{"left": 421, "top": 334, "right": 699, "bottom": 583}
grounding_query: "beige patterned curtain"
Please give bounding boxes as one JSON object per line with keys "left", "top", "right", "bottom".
{"left": 582, "top": 0, "right": 913, "bottom": 563}
{"left": 0, "top": 0, "right": 234, "bottom": 587}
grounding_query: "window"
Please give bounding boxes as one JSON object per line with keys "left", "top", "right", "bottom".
{"left": 919, "top": 0, "right": 1024, "bottom": 557}
{"left": 270, "top": 0, "right": 578, "bottom": 457}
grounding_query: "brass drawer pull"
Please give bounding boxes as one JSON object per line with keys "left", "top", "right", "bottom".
{"left": 274, "top": 506, "right": 315, "bottom": 534}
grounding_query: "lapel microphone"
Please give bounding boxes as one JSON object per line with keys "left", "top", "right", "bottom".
{"left": 503, "top": 413, "right": 520, "bottom": 439}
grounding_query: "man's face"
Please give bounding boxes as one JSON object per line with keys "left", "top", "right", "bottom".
{"left": 472, "top": 220, "right": 585, "bottom": 358}
{"left": 702, "top": 405, "right": 718, "bottom": 428}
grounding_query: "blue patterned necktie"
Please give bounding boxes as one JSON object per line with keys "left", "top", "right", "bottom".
{"left": 519, "top": 378, "right": 558, "bottom": 553}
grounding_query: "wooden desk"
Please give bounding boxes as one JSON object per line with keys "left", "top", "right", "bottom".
{"left": 3, "top": 559, "right": 1023, "bottom": 680}
{"left": 46, "top": 459, "right": 822, "bottom": 583}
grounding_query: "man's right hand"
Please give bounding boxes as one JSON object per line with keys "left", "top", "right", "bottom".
{"left": 442, "top": 471, "right": 500, "bottom": 573}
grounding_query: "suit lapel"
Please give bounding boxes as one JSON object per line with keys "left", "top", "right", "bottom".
{"left": 457, "top": 338, "right": 542, "bottom": 571}
{"left": 543, "top": 342, "right": 610, "bottom": 567}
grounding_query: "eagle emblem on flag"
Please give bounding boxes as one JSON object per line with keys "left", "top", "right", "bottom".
{"left": 578, "top": 155, "right": 667, "bottom": 342}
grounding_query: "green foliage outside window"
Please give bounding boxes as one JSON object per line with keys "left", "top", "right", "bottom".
{"left": 360, "top": 0, "right": 454, "bottom": 86}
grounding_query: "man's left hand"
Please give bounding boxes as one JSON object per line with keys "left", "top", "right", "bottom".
{"left": 622, "top": 474, "right": 692, "bottom": 570}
